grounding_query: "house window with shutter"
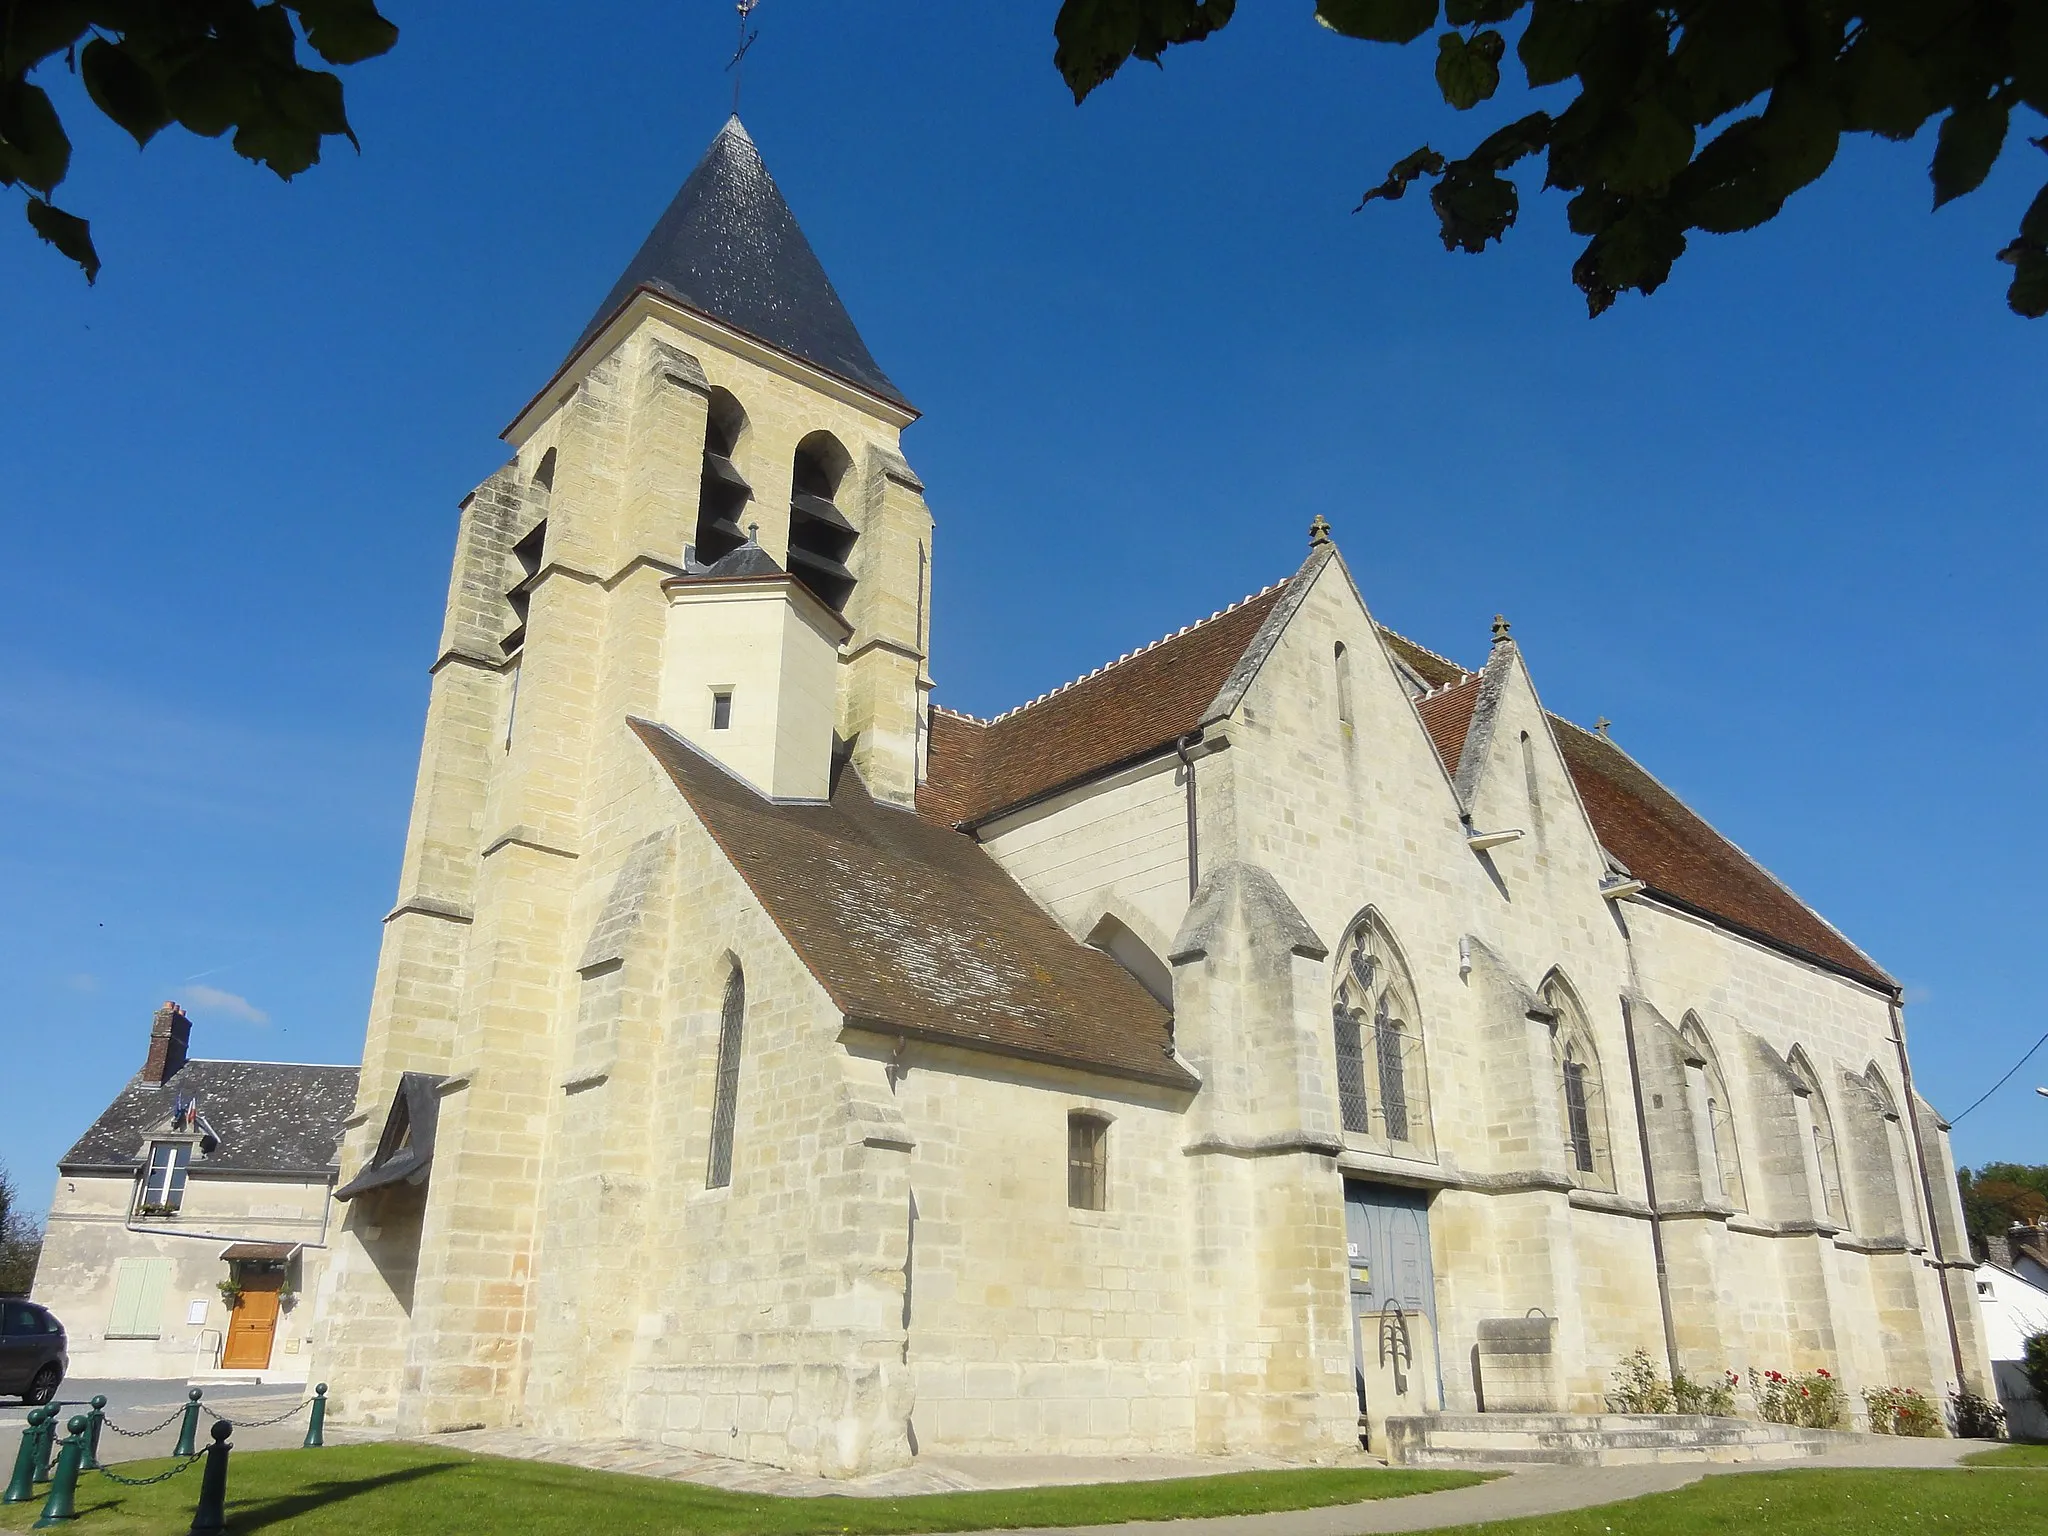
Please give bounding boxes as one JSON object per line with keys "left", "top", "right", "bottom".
{"left": 137, "top": 1143, "right": 191, "bottom": 1215}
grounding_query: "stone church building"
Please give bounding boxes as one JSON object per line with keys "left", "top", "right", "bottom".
{"left": 312, "top": 117, "right": 1989, "bottom": 1473}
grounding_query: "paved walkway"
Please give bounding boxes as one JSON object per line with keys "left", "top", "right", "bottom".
{"left": 413, "top": 1423, "right": 1988, "bottom": 1533}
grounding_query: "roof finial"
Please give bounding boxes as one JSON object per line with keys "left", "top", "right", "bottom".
{"left": 1594, "top": 716, "right": 1612, "bottom": 739}
{"left": 746, "top": 521, "right": 760, "bottom": 545}
{"left": 728, "top": 0, "right": 764, "bottom": 117}
{"left": 1491, "top": 614, "right": 1512, "bottom": 647}
{"left": 1309, "top": 514, "right": 1333, "bottom": 548}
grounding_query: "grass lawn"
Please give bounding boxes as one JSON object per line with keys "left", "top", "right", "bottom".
{"left": 1413, "top": 1468, "right": 2048, "bottom": 1534}
{"left": 0, "top": 1444, "right": 1479, "bottom": 1536}
{"left": 1963, "top": 1442, "right": 2048, "bottom": 1467}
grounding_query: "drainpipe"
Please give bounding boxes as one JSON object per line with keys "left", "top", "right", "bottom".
{"left": 1175, "top": 731, "right": 1203, "bottom": 900}
{"left": 1620, "top": 996, "right": 1682, "bottom": 1386}
{"left": 1890, "top": 996, "right": 1968, "bottom": 1387}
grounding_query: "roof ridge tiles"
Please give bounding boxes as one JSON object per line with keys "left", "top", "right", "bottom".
{"left": 981, "top": 579, "right": 1287, "bottom": 725}
{"left": 1378, "top": 624, "right": 1471, "bottom": 680}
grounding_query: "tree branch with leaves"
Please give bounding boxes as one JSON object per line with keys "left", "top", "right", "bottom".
{"left": 1053, "top": 0, "right": 2048, "bottom": 317}
{"left": 0, "top": 0, "right": 397, "bottom": 281}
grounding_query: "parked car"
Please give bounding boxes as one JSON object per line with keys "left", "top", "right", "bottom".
{"left": 0, "top": 1299, "right": 67, "bottom": 1404}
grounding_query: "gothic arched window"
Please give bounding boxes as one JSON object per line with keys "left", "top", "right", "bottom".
{"left": 693, "top": 388, "right": 752, "bottom": 567}
{"left": 1681, "top": 1014, "right": 1746, "bottom": 1210}
{"left": 788, "top": 431, "right": 857, "bottom": 612}
{"left": 1788, "top": 1047, "right": 1849, "bottom": 1229}
{"left": 1331, "top": 913, "right": 1431, "bottom": 1154}
{"left": 705, "top": 963, "right": 746, "bottom": 1190}
{"left": 1545, "top": 974, "right": 1613, "bottom": 1190}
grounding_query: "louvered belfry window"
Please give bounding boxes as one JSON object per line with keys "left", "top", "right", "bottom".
{"left": 706, "top": 966, "right": 746, "bottom": 1190}
{"left": 1068, "top": 1113, "right": 1108, "bottom": 1211}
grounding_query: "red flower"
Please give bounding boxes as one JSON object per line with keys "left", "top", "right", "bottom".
{"left": 1816, "top": 1369, "right": 1832, "bottom": 1378}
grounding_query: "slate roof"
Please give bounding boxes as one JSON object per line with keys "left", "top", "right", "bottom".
{"left": 922, "top": 557, "right": 1892, "bottom": 995}
{"left": 701, "top": 541, "right": 785, "bottom": 579}
{"left": 572, "top": 117, "right": 910, "bottom": 411}
{"left": 635, "top": 720, "right": 1193, "bottom": 1089}
{"left": 59, "top": 1060, "right": 358, "bottom": 1178}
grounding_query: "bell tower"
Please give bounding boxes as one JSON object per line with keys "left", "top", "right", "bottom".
{"left": 315, "top": 116, "right": 932, "bottom": 1435}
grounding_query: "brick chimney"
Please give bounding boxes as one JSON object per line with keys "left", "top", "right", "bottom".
{"left": 141, "top": 1001, "right": 192, "bottom": 1086}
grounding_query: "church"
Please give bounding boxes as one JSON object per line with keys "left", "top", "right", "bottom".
{"left": 310, "top": 117, "right": 1991, "bottom": 1474}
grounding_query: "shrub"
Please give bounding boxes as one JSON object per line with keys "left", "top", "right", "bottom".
{"left": 1607, "top": 1347, "right": 1674, "bottom": 1414}
{"left": 2024, "top": 1331, "right": 2048, "bottom": 1405}
{"left": 1948, "top": 1389, "right": 2008, "bottom": 1440}
{"left": 1749, "top": 1366, "right": 1847, "bottom": 1429}
{"left": 1674, "top": 1369, "right": 1740, "bottom": 1417}
{"left": 1863, "top": 1385, "right": 1944, "bottom": 1436}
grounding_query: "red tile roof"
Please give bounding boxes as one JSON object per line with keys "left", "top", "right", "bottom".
{"left": 637, "top": 721, "right": 1194, "bottom": 1088}
{"left": 1551, "top": 718, "right": 1891, "bottom": 990}
{"left": 920, "top": 583, "right": 1290, "bottom": 828}
{"left": 1415, "top": 675, "right": 1482, "bottom": 775}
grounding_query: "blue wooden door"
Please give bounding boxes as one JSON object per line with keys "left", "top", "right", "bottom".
{"left": 1344, "top": 1180, "right": 1437, "bottom": 1410}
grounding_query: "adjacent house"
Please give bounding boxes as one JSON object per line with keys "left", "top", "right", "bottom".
{"left": 1978, "top": 1225, "right": 2048, "bottom": 1440}
{"left": 33, "top": 1003, "right": 356, "bottom": 1382}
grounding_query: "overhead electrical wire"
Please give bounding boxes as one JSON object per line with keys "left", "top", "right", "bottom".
{"left": 1949, "top": 1026, "right": 2048, "bottom": 1125}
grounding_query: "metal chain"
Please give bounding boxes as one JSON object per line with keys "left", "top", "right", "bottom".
{"left": 94, "top": 1454, "right": 204, "bottom": 1488}
{"left": 200, "top": 1398, "right": 309, "bottom": 1429}
{"left": 100, "top": 1408, "right": 187, "bottom": 1438}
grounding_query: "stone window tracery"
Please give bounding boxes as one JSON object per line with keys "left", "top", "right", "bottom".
{"left": 1788, "top": 1046, "right": 1849, "bottom": 1229}
{"left": 1545, "top": 974, "right": 1613, "bottom": 1191}
{"left": 1681, "top": 1014, "right": 1746, "bottom": 1210}
{"left": 1331, "top": 913, "right": 1432, "bottom": 1156}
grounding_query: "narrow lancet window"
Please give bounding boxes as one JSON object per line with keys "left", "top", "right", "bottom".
{"left": 706, "top": 965, "right": 746, "bottom": 1190}
{"left": 1068, "top": 1113, "right": 1108, "bottom": 1211}
{"left": 1335, "top": 642, "right": 1354, "bottom": 727}
{"left": 1545, "top": 974, "right": 1613, "bottom": 1190}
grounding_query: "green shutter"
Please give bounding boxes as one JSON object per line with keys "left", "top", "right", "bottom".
{"left": 106, "top": 1257, "right": 172, "bottom": 1338}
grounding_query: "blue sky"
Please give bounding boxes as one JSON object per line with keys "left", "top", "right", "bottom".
{"left": 3, "top": 3, "right": 2043, "bottom": 1212}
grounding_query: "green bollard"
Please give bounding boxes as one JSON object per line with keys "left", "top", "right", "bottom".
{"left": 173, "top": 1389, "right": 202, "bottom": 1460}
{"left": 82, "top": 1398, "right": 106, "bottom": 1472}
{"left": 32, "top": 1408, "right": 57, "bottom": 1484}
{"left": 4, "top": 1409, "right": 48, "bottom": 1503}
{"left": 30, "top": 1415, "right": 86, "bottom": 1528}
{"left": 301, "top": 1383, "right": 327, "bottom": 1449}
{"left": 186, "top": 1420, "right": 231, "bottom": 1536}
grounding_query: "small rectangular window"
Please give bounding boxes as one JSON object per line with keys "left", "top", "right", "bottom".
{"left": 1068, "top": 1113, "right": 1107, "bottom": 1211}
{"left": 712, "top": 690, "right": 734, "bottom": 731}
{"left": 139, "top": 1143, "right": 191, "bottom": 1213}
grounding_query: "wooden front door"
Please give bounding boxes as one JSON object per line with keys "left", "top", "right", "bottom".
{"left": 222, "top": 1275, "right": 281, "bottom": 1371}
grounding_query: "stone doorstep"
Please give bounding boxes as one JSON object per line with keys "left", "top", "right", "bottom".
{"left": 1385, "top": 1413, "right": 1838, "bottom": 1468}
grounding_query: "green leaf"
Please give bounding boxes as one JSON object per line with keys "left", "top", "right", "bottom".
{"left": 1596, "top": 94, "right": 1694, "bottom": 195}
{"left": 82, "top": 38, "right": 172, "bottom": 148}
{"left": 1667, "top": 0, "right": 1789, "bottom": 124}
{"left": 1315, "top": 0, "right": 1438, "bottom": 46}
{"left": 1573, "top": 201, "right": 1686, "bottom": 316}
{"left": 1430, "top": 157, "right": 1520, "bottom": 250}
{"left": 24, "top": 197, "right": 99, "bottom": 283}
{"left": 291, "top": 0, "right": 400, "bottom": 66}
{"left": 1518, "top": 0, "right": 1597, "bottom": 87}
{"left": 1053, "top": 0, "right": 1237, "bottom": 102}
{"left": 0, "top": 82, "right": 73, "bottom": 195}
{"left": 2006, "top": 246, "right": 2048, "bottom": 318}
{"left": 165, "top": 45, "right": 262, "bottom": 139}
{"left": 268, "top": 68, "right": 351, "bottom": 139}
{"left": 1355, "top": 144, "right": 1447, "bottom": 207}
{"left": 1443, "top": 0, "right": 1522, "bottom": 25}
{"left": 1468, "top": 110, "right": 1552, "bottom": 171}
{"left": 1434, "top": 30, "right": 1504, "bottom": 110}
{"left": 1932, "top": 98, "right": 2009, "bottom": 209}
{"left": 1755, "top": 77, "right": 1841, "bottom": 201}
{"left": 1441, "top": 31, "right": 1507, "bottom": 111}
{"left": 1673, "top": 116, "right": 1783, "bottom": 234}
{"left": 0, "top": 1, "right": 96, "bottom": 77}
{"left": 233, "top": 113, "right": 324, "bottom": 178}
{"left": 1839, "top": 33, "right": 1934, "bottom": 143}
{"left": 2020, "top": 181, "right": 2048, "bottom": 245}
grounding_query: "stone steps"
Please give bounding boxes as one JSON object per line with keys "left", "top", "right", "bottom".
{"left": 1384, "top": 1412, "right": 1838, "bottom": 1467}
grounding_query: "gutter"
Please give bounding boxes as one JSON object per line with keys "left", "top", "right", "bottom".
{"left": 1176, "top": 731, "right": 1203, "bottom": 899}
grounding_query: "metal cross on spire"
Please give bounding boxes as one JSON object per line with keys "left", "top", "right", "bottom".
{"left": 728, "top": 0, "right": 765, "bottom": 116}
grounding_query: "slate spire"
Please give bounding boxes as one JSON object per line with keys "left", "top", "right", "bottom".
{"left": 572, "top": 116, "right": 909, "bottom": 410}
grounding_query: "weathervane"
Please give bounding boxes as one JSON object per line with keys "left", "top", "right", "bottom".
{"left": 728, "top": 0, "right": 765, "bottom": 116}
